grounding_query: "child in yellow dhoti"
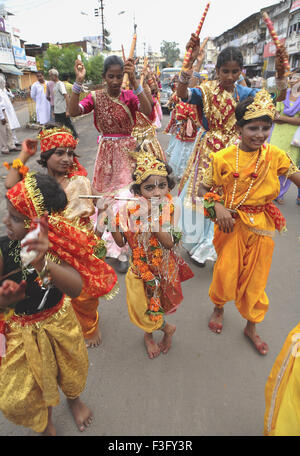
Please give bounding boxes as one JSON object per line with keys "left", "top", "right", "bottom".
{"left": 198, "top": 89, "right": 300, "bottom": 355}
{"left": 0, "top": 172, "right": 116, "bottom": 434}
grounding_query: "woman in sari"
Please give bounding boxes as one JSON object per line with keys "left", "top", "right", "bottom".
{"left": 69, "top": 55, "right": 154, "bottom": 272}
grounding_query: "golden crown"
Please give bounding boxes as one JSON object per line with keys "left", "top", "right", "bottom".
{"left": 133, "top": 151, "right": 168, "bottom": 185}
{"left": 243, "top": 89, "right": 276, "bottom": 121}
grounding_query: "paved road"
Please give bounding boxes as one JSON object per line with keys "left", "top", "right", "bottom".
{"left": 0, "top": 109, "right": 299, "bottom": 437}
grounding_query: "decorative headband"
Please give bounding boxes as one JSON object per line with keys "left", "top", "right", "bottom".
{"left": 133, "top": 151, "right": 168, "bottom": 185}
{"left": 37, "top": 126, "right": 78, "bottom": 153}
{"left": 243, "top": 89, "right": 276, "bottom": 121}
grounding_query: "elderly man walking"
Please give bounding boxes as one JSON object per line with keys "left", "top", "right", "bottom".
{"left": 50, "top": 68, "right": 78, "bottom": 138}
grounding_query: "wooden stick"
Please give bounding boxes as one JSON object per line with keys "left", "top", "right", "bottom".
{"left": 121, "top": 45, "right": 126, "bottom": 62}
{"left": 182, "top": 3, "right": 210, "bottom": 71}
{"left": 122, "top": 33, "right": 137, "bottom": 89}
{"left": 262, "top": 12, "right": 290, "bottom": 72}
{"left": 140, "top": 56, "right": 148, "bottom": 87}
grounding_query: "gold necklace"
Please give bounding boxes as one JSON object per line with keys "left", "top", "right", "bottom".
{"left": 229, "top": 144, "right": 261, "bottom": 220}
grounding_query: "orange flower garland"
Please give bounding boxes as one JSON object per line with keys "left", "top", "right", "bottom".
{"left": 203, "top": 192, "right": 224, "bottom": 220}
{"left": 3, "top": 159, "right": 29, "bottom": 178}
{"left": 129, "top": 193, "right": 174, "bottom": 322}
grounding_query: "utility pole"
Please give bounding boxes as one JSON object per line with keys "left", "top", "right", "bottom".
{"left": 98, "top": 0, "right": 105, "bottom": 50}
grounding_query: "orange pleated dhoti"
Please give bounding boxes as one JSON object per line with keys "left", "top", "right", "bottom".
{"left": 71, "top": 290, "right": 99, "bottom": 339}
{"left": 209, "top": 220, "right": 274, "bottom": 324}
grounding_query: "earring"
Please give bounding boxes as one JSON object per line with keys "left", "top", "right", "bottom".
{"left": 24, "top": 219, "right": 31, "bottom": 229}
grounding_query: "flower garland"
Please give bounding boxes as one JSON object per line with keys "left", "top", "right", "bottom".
{"left": 203, "top": 192, "right": 224, "bottom": 221}
{"left": 129, "top": 194, "right": 175, "bottom": 323}
{"left": 3, "top": 159, "right": 29, "bottom": 178}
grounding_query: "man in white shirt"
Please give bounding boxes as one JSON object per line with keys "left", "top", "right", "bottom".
{"left": 30, "top": 71, "right": 51, "bottom": 125}
{"left": 50, "top": 69, "right": 78, "bottom": 138}
{"left": 0, "top": 93, "right": 16, "bottom": 154}
{"left": 0, "top": 74, "right": 21, "bottom": 153}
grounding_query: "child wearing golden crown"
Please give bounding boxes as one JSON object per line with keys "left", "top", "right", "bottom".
{"left": 198, "top": 89, "right": 300, "bottom": 355}
{"left": 108, "top": 152, "right": 194, "bottom": 359}
{"left": 4, "top": 125, "right": 118, "bottom": 349}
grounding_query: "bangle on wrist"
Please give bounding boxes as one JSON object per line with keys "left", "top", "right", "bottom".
{"left": 133, "top": 84, "right": 144, "bottom": 96}
{"left": 38, "top": 257, "right": 52, "bottom": 288}
{"left": 193, "top": 71, "right": 201, "bottom": 79}
{"left": 72, "top": 82, "right": 83, "bottom": 94}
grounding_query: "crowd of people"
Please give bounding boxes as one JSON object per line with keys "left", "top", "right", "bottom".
{"left": 0, "top": 31, "right": 299, "bottom": 438}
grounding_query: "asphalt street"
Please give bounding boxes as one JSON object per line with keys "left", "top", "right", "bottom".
{"left": 0, "top": 105, "right": 299, "bottom": 437}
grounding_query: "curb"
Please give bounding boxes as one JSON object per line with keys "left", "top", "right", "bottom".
{"left": 25, "top": 113, "right": 91, "bottom": 130}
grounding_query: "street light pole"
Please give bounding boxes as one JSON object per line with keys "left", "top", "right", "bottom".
{"left": 98, "top": 0, "right": 105, "bottom": 50}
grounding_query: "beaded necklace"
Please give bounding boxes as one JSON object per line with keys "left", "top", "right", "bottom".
{"left": 229, "top": 144, "right": 261, "bottom": 215}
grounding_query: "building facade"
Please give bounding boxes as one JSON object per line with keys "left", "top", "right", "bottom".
{"left": 213, "top": 1, "right": 296, "bottom": 79}
{"left": 0, "top": 7, "right": 38, "bottom": 89}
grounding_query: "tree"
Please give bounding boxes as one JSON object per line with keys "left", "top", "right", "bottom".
{"left": 86, "top": 55, "right": 104, "bottom": 84}
{"left": 42, "top": 45, "right": 87, "bottom": 81}
{"left": 160, "top": 41, "right": 180, "bottom": 67}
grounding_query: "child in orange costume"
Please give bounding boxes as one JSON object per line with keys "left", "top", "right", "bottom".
{"left": 198, "top": 90, "right": 300, "bottom": 355}
{"left": 108, "top": 152, "right": 194, "bottom": 359}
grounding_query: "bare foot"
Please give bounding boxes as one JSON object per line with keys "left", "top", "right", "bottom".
{"left": 85, "top": 327, "right": 102, "bottom": 348}
{"left": 158, "top": 324, "right": 176, "bottom": 354}
{"left": 208, "top": 306, "right": 224, "bottom": 334}
{"left": 42, "top": 407, "right": 56, "bottom": 436}
{"left": 144, "top": 333, "right": 161, "bottom": 359}
{"left": 244, "top": 325, "right": 269, "bottom": 356}
{"left": 67, "top": 397, "right": 93, "bottom": 432}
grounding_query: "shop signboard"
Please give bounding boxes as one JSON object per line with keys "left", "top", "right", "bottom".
{"left": 263, "top": 39, "right": 286, "bottom": 58}
{"left": 26, "top": 55, "right": 37, "bottom": 72}
{"left": 12, "top": 45, "right": 27, "bottom": 66}
{"left": 291, "top": 0, "right": 300, "bottom": 13}
{"left": 0, "top": 31, "right": 14, "bottom": 65}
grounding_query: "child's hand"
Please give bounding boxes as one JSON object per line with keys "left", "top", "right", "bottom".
{"left": 215, "top": 203, "right": 235, "bottom": 234}
{"left": 22, "top": 213, "right": 49, "bottom": 270}
{"left": 22, "top": 139, "right": 38, "bottom": 156}
{"left": 185, "top": 34, "right": 200, "bottom": 67}
{"left": 0, "top": 280, "right": 26, "bottom": 310}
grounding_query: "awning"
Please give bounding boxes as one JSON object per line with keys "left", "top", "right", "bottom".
{"left": 0, "top": 64, "right": 23, "bottom": 75}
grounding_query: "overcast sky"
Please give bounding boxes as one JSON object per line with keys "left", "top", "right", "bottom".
{"left": 3, "top": 0, "right": 280, "bottom": 55}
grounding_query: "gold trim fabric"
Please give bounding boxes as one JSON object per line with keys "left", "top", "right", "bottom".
{"left": 179, "top": 81, "right": 240, "bottom": 210}
{"left": 0, "top": 297, "right": 89, "bottom": 433}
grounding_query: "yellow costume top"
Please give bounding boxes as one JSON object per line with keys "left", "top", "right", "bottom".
{"left": 203, "top": 144, "right": 299, "bottom": 236}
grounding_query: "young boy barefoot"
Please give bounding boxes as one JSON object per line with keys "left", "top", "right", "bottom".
{"left": 199, "top": 89, "right": 300, "bottom": 355}
{"left": 108, "top": 152, "right": 193, "bottom": 358}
